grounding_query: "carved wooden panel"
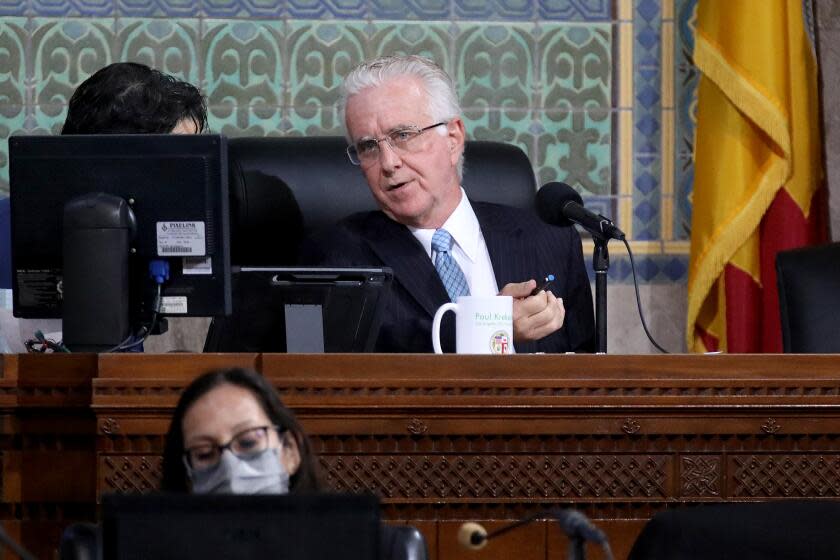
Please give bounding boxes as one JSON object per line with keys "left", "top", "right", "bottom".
{"left": 5, "top": 353, "right": 840, "bottom": 560}
{"left": 321, "top": 454, "right": 669, "bottom": 500}
{"left": 99, "top": 455, "right": 163, "bottom": 495}
{"left": 730, "top": 454, "right": 840, "bottom": 498}
{"left": 311, "top": 433, "right": 840, "bottom": 456}
{"left": 680, "top": 455, "right": 721, "bottom": 497}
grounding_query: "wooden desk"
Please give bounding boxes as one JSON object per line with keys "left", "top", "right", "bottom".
{"left": 4, "top": 353, "right": 840, "bottom": 559}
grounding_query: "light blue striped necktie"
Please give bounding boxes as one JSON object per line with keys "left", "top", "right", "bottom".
{"left": 431, "top": 228, "right": 470, "bottom": 301}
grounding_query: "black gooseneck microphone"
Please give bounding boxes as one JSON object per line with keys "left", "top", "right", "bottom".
{"left": 536, "top": 181, "right": 625, "bottom": 241}
{"left": 535, "top": 181, "right": 670, "bottom": 354}
{"left": 536, "top": 181, "right": 615, "bottom": 352}
{"left": 457, "top": 508, "right": 613, "bottom": 560}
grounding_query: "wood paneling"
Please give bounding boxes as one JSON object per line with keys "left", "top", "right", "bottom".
{"left": 2, "top": 353, "right": 840, "bottom": 559}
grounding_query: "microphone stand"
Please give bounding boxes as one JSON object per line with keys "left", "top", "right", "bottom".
{"left": 592, "top": 236, "right": 609, "bottom": 353}
{"left": 487, "top": 514, "right": 591, "bottom": 560}
{"left": 570, "top": 536, "right": 586, "bottom": 560}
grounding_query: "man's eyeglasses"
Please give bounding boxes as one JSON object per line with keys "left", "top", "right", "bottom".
{"left": 182, "top": 425, "right": 284, "bottom": 471}
{"left": 346, "top": 121, "right": 448, "bottom": 166}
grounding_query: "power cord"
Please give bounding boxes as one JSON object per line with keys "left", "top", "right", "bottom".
{"left": 622, "top": 238, "right": 670, "bottom": 354}
{"left": 110, "top": 260, "right": 169, "bottom": 352}
{"left": 25, "top": 260, "right": 171, "bottom": 354}
{"left": 110, "top": 283, "right": 162, "bottom": 352}
{"left": 24, "top": 330, "right": 70, "bottom": 353}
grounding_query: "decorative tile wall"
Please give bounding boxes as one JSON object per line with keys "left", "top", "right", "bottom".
{"left": 0, "top": 0, "right": 696, "bottom": 285}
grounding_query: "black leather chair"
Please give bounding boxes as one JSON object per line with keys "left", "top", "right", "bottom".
{"left": 60, "top": 520, "right": 428, "bottom": 560}
{"left": 226, "top": 136, "right": 537, "bottom": 266}
{"left": 628, "top": 500, "right": 840, "bottom": 560}
{"left": 206, "top": 136, "right": 539, "bottom": 352}
{"left": 776, "top": 242, "right": 840, "bottom": 353}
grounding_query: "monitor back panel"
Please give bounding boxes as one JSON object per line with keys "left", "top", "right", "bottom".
{"left": 9, "top": 134, "right": 231, "bottom": 319}
{"left": 204, "top": 267, "right": 392, "bottom": 353}
{"left": 103, "top": 493, "right": 380, "bottom": 560}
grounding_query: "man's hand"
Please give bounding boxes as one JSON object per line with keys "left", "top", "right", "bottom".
{"left": 499, "top": 280, "right": 566, "bottom": 342}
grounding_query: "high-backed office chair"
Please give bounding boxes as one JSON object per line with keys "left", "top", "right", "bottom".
{"left": 225, "top": 136, "right": 537, "bottom": 266}
{"left": 60, "top": 521, "right": 428, "bottom": 560}
{"left": 205, "top": 136, "right": 539, "bottom": 352}
{"left": 628, "top": 500, "right": 840, "bottom": 560}
{"left": 775, "top": 242, "right": 840, "bottom": 353}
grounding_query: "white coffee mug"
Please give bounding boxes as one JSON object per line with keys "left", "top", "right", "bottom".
{"left": 431, "top": 295, "right": 514, "bottom": 354}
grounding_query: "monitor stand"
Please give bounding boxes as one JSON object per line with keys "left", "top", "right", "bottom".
{"left": 283, "top": 304, "right": 324, "bottom": 352}
{"left": 62, "top": 193, "right": 135, "bottom": 352}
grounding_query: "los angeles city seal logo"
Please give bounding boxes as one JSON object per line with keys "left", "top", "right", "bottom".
{"left": 490, "top": 331, "right": 511, "bottom": 354}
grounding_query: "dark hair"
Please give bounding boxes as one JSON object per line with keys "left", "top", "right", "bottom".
{"left": 61, "top": 62, "right": 207, "bottom": 135}
{"left": 161, "top": 368, "right": 322, "bottom": 493}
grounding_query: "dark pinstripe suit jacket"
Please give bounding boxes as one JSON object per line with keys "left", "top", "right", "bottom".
{"left": 305, "top": 201, "right": 596, "bottom": 353}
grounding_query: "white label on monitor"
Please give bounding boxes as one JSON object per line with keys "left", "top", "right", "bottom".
{"left": 159, "top": 296, "right": 188, "bottom": 314}
{"left": 182, "top": 256, "right": 213, "bottom": 275}
{"left": 156, "top": 222, "right": 206, "bottom": 256}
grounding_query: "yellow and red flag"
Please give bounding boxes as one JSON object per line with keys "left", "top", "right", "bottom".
{"left": 687, "top": 0, "right": 827, "bottom": 353}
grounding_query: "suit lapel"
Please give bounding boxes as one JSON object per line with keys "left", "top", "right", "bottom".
{"left": 474, "top": 202, "right": 532, "bottom": 290}
{"left": 359, "top": 202, "right": 534, "bottom": 317}
{"left": 361, "top": 214, "right": 449, "bottom": 318}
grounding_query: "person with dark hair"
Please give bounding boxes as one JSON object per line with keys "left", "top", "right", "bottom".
{"left": 1, "top": 62, "right": 208, "bottom": 352}
{"left": 61, "top": 61, "right": 207, "bottom": 135}
{"left": 64, "top": 368, "right": 430, "bottom": 559}
{"left": 161, "top": 367, "right": 321, "bottom": 494}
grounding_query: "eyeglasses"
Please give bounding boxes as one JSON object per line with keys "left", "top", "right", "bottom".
{"left": 182, "top": 425, "right": 284, "bottom": 471}
{"left": 346, "top": 121, "right": 448, "bottom": 166}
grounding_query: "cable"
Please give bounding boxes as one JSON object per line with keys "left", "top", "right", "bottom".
{"left": 622, "top": 237, "right": 670, "bottom": 354}
{"left": 24, "top": 330, "right": 70, "bottom": 353}
{"left": 26, "top": 260, "right": 169, "bottom": 353}
{"left": 108, "top": 259, "right": 169, "bottom": 353}
{"left": 110, "top": 283, "right": 162, "bottom": 352}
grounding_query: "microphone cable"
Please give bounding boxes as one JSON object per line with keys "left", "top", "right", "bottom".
{"left": 0, "top": 525, "right": 36, "bottom": 560}
{"left": 622, "top": 237, "right": 670, "bottom": 354}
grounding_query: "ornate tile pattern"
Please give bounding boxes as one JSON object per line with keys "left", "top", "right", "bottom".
{"left": 0, "top": 0, "right": 698, "bottom": 284}
{"left": 117, "top": 0, "right": 199, "bottom": 18}
{"left": 203, "top": 20, "right": 285, "bottom": 135}
{"left": 0, "top": 19, "right": 27, "bottom": 107}
{"left": 0, "top": 0, "right": 28, "bottom": 16}
{"left": 286, "top": 21, "right": 367, "bottom": 134}
{"left": 31, "top": 0, "right": 115, "bottom": 17}
{"left": 370, "top": 1, "right": 448, "bottom": 20}
{"left": 674, "top": 0, "right": 697, "bottom": 241}
{"left": 116, "top": 19, "right": 201, "bottom": 83}
{"left": 539, "top": 0, "right": 611, "bottom": 21}
{"left": 632, "top": 0, "right": 661, "bottom": 241}
{"left": 453, "top": 0, "right": 532, "bottom": 21}
{"left": 202, "top": 0, "right": 284, "bottom": 18}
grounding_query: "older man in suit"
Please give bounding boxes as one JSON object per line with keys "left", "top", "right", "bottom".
{"left": 309, "top": 55, "right": 594, "bottom": 353}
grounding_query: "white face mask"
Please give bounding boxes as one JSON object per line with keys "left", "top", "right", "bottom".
{"left": 188, "top": 447, "right": 290, "bottom": 495}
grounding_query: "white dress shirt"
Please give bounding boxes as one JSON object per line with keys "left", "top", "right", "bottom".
{"left": 409, "top": 188, "right": 499, "bottom": 296}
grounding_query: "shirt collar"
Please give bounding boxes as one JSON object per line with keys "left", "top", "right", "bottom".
{"left": 409, "top": 187, "right": 480, "bottom": 262}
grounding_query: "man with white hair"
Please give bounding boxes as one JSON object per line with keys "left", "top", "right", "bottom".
{"left": 309, "top": 55, "right": 594, "bottom": 353}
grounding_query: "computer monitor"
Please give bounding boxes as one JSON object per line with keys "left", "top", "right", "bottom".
{"left": 102, "top": 493, "right": 381, "bottom": 560}
{"left": 9, "top": 134, "right": 231, "bottom": 351}
{"left": 203, "top": 267, "right": 392, "bottom": 353}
